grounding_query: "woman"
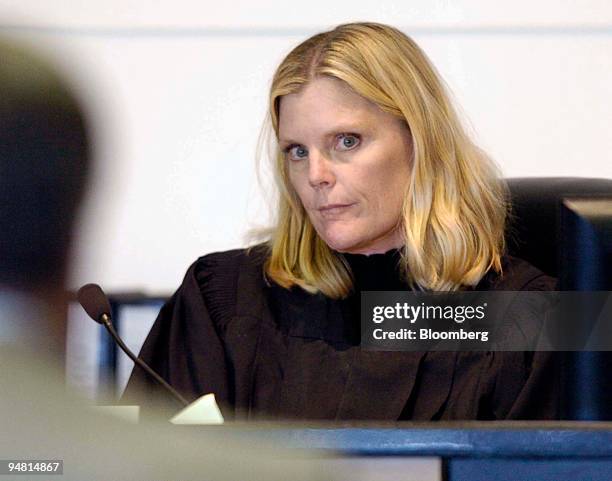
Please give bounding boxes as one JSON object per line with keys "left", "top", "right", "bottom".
{"left": 125, "top": 22, "right": 558, "bottom": 420}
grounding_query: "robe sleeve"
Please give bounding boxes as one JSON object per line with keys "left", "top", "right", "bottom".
{"left": 122, "top": 255, "right": 234, "bottom": 419}
{"left": 490, "top": 272, "right": 561, "bottom": 420}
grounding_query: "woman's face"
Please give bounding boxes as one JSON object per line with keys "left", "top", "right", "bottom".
{"left": 278, "top": 76, "right": 413, "bottom": 255}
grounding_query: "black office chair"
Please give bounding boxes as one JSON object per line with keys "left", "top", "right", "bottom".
{"left": 506, "top": 177, "right": 612, "bottom": 420}
{"left": 506, "top": 177, "right": 612, "bottom": 278}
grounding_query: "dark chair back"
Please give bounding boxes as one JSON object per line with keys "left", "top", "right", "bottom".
{"left": 506, "top": 177, "right": 612, "bottom": 277}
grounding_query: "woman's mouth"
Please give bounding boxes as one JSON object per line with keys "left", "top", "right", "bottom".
{"left": 317, "top": 204, "right": 354, "bottom": 217}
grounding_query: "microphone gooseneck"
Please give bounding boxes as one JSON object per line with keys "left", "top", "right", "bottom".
{"left": 77, "top": 283, "right": 188, "bottom": 407}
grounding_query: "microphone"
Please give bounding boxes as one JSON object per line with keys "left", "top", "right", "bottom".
{"left": 77, "top": 283, "right": 112, "bottom": 325}
{"left": 77, "top": 283, "right": 188, "bottom": 407}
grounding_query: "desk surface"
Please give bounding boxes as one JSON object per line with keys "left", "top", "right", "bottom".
{"left": 194, "top": 421, "right": 612, "bottom": 458}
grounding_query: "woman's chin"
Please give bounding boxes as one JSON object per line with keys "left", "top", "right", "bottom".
{"left": 318, "top": 232, "right": 365, "bottom": 254}
{"left": 318, "top": 227, "right": 403, "bottom": 255}
{"left": 317, "top": 235, "right": 347, "bottom": 252}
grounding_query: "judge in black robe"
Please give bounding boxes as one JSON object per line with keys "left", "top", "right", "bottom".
{"left": 125, "top": 23, "right": 560, "bottom": 421}
{"left": 124, "top": 245, "right": 559, "bottom": 421}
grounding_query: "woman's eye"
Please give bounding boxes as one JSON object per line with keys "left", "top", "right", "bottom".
{"left": 337, "top": 134, "right": 360, "bottom": 151}
{"left": 284, "top": 145, "right": 308, "bottom": 161}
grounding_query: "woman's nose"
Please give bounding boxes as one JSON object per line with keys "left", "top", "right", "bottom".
{"left": 308, "top": 150, "right": 335, "bottom": 189}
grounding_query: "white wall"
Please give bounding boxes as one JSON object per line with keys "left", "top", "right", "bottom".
{"left": 1, "top": 1, "right": 611, "bottom": 293}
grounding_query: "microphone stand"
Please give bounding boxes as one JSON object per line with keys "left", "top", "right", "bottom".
{"left": 100, "top": 313, "right": 188, "bottom": 407}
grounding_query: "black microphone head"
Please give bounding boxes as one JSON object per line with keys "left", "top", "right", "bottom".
{"left": 77, "top": 283, "right": 112, "bottom": 323}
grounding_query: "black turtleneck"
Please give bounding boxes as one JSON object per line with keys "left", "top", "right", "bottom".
{"left": 341, "top": 248, "right": 409, "bottom": 292}
{"left": 340, "top": 248, "right": 411, "bottom": 344}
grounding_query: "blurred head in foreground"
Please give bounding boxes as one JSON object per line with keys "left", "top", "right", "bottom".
{"left": 0, "top": 40, "right": 90, "bottom": 357}
{"left": 263, "top": 22, "right": 508, "bottom": 297}
{"left": 0, "top": 40, "right": 346, "bottom": 481}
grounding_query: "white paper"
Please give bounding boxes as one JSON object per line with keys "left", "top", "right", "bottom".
{"left": 170, "top": 393, "right": 224, "bottom": 425}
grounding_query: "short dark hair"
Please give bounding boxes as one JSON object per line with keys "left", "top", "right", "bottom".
{"left": 0, "top": 41, "right": 90, "bottom": 288}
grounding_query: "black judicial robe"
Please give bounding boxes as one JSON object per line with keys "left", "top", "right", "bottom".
{"left": 124, "top": 245, "right": 560, "bottom": 421}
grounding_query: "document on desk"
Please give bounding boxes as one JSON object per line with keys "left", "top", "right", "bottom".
{"left": 170, "top": 393, "right": 224, "bottom": 425}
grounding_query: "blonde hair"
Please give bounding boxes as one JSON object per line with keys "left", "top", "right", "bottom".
{"left": 260, "top": 22, "right": 508, "bottom": 298}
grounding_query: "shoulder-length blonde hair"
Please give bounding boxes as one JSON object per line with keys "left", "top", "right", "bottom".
{"left": 260, "top": 22, "right": 508, "bottom": 298}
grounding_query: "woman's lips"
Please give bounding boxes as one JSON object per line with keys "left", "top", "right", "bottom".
{"left": 317, "top": 203, "right": 354, "bottom": 217}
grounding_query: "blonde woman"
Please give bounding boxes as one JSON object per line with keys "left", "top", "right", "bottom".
{"left": 126, "top": 22, "right": 558, "bottom": 420}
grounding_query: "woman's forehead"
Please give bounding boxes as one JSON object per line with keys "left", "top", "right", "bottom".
{"left": 278, "top": 78, "right": 385, "bottom": 139}
{"left": 280, "top": 77, "right": 372, "bottom": 114}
